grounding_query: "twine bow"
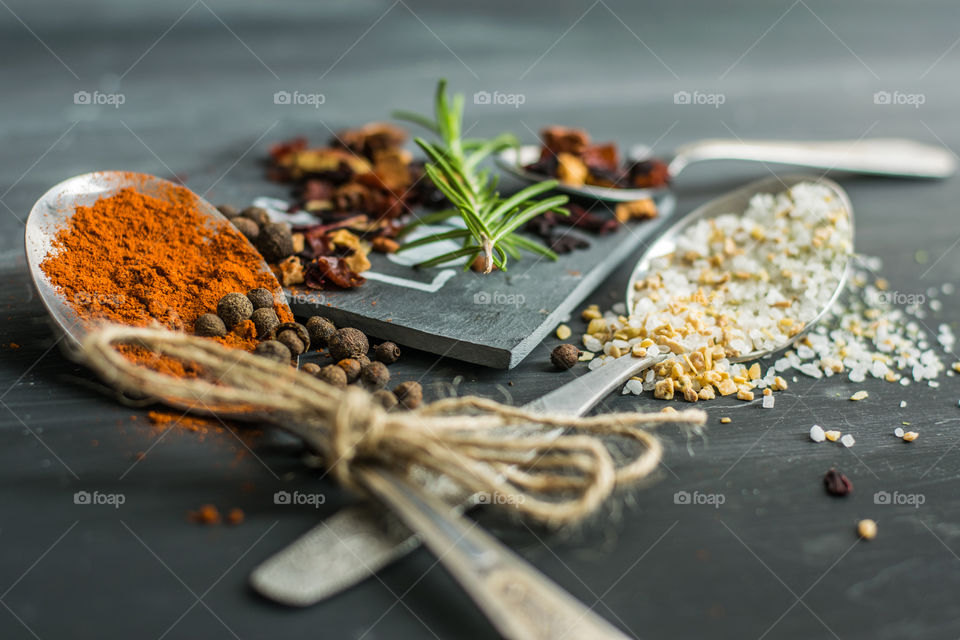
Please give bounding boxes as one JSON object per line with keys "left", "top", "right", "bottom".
{"left": 78, "top": 325, "right": 706, "bottom": 526}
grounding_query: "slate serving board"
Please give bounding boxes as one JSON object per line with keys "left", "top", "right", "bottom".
{"left": 202, "top": 126, "right": 676, "bottom": 368}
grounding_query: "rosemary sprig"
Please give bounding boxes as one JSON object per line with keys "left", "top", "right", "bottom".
{"left": 393, "top": 80, "right": 568, "bottom": 273}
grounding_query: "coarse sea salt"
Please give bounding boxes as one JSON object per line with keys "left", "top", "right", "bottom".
{"left": 762, "top": 395, "right": 775, "bottom": 409}
{"left": 810, "top": 425, "right": 826, "bottom": 442}
{"left": 840, "top": 434, "right": 856, "bottom": 447}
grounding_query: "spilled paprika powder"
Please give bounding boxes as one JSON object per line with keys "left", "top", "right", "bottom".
{"left": 40, "top": 175, "right": 293, "bottom": 361}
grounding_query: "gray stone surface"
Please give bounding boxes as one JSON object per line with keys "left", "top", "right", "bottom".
{"left": 2, "top": 1, "right": 960, "bottom": 639}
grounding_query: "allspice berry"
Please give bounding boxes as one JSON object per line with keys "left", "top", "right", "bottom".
{"left": 254, "top": 340, "right": 291, "bottom": 363}
{"left": 373, "top": 342, "right": 401, "bottom": 364}
{"left": 328, "top": 327, "right": 368, "bottom": 361}
{"left": 393, "top": 381, "right": 423, "bottom": 410}
{"left": 317, "top": 364, "right": 348, "bottom": 388}
{"left": 277, "top": 330, "right": 305, "bottom": 356}
{"left": 551, "top": 344, "right": 581, "bottom": 370}
{"left": 250, "top": 307, "right": 279, "bottom": 339}
{"left": 257, "top": 222, "right": 295, "bottom": 262}
{"left": 217, "top": 292, "right": 253, "bottom": 329}
{"left": 356, "top": 354, "right": 371, "bottom": 368}
{"left": 232, "top": 217, "right": 259, "bottom": 242}
{"left": 247, "top": 287, "right": 274, "bottom": 310}
{"left": 194, "top": 313, "right": 226, "bottom": 338}
{"left": 300, "top": 362, "right": 321, "bottom": 376}
{"left": 361, "top": 361, "right": 390, "bottom": 389}
{"left": 240, "top": 206, "right": 270, "bottom": 228}
{"left": 337, "top": 358, "right": 362, "bottom": 383}
{"left": 372, "top": 389, "right": 398, "bottom": 410}
{"left": 306, "top": 316, "right": 336, "bottom": 348}
{"left": 216, "top": 204, "right": 239, "bottom": 219}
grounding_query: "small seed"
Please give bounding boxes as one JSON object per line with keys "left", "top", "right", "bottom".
{"left": 194, "top": 313, "right": 226, "bottom": 338}
{"left": 373, "top": 341, "right": 401, "bottom": 364}
{"left": 337, "top": 358, "right": 362, "bottom": 383}
{"left": 394, "top": 381, "right": 423, "bottom": 409}
{"left": 902, "top": 431, "right": 919, "bottom": 442}
{"left": 556, "top": 324, "right": 572, "bottom": 340}
{"left": 857, "top": 518, "right": 878, "bottom": 540}
{"left": 824, "top": 430, "right": 842, "bottom": 442}
{"left": 850, "top": 390, "right": 869, "bottom": 401}
{"left": 361, "top": 361, "right": 390, "bottom": 389}
{"left": 317, "top": 364, "right": 347, "bottom": 388}
{"left": 720, "top": 417, "right": 731, "bottom": 424}
{"left": 551, "top": 344, "right": 581, "bottom": 370}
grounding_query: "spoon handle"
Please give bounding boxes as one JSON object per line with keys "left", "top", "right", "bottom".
{"left": 523, "top": 353, "right": 666, "bottom": 416}
{"left": 668, "top": 138, "right": 956, "bottom": 179}
{"left": 357, "top": 466, "right": 633, "bottom": 640}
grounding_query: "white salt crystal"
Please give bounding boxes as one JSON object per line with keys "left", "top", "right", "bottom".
{"left": 624, "top": 379, "right": 644, "bottom": 395}
{"left": 583, "top": 335, "right": 602, "bottom": 352}
{"left": 840, "top": 434, "right": 855, "bottom": 447}
{"left": 762, "top": 395, "right": 775, "bottom": 409}
{"left": 809, "top": 425, "right": 825, "bottom": 442}
{"left": 900, "top": 400, "right": 907, "bottom": 408}
{"left": 894, "top": 427, "right": 904, "bottom": 437}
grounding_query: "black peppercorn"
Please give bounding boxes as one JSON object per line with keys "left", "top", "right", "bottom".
{"left": 373, "top": 342, "right": 401, "bottom": 364}
{"left": 300, "top": 362, "right": 321, "bottom": 376}
{"left": 393, "top": 381, "right": 423, "bottom": 410}
{"left": 277, "top": 330, "right": 305, "bottom": 356}
{"left": 250, "top": 307, "right": 279, "bottom": 338}
{"left": 317, "top": 364, "right": 348, "bottom": 388}
{"left": 337, "top": 358, "right": 362, "bottom": 383}
{"left": 306, "top": 316, "right": 336, "bottom": 348}
{"left": 361, "top": 361, "right": 390, "bottom": 389}
{"left": 217, "top": 292, "right": 253, "bottom": 329}
{"left": 551, "top": 344, "right": 581, "bottom": 370}
{"left": 247, "top": 287, "right": 274, "bottom": 310}
{"left": 372, "top": 389, "right": 398, "bottom": 410}
{"left": 232, "top": 217, "right": 260, "bottom": 242}
{"left": 240, "top": 206, "right": 271, "bottom": 228}
{"left": 254, "top": 340, "right": 291, "bottom": 363}
{"left": 328, "top": 327, "right": 368, "bottom": 361}
{"left": 216, "top": 204, "right": 239, "bottom": 219}
{"left": 194, "top": 313, "right": 226, "bottom": 338}
{"left": 257, "top": 222, "right": 295, "bottom": 262}
{"left": 268, "top": 322, "right": 310, "bottom": 351}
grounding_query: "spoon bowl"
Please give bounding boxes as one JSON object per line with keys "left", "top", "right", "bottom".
{"left": 24, "top": 171, "right": 283, "bottom": 348}
{"left": 524, "top": 173, "right": 855, "bottom": 415}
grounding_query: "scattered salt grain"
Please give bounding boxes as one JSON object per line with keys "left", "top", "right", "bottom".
{"left": 809, "top": 425, "right": 826, "bottom": 442}
{"left": 899, "top": 400, "right": 907, "bottom": 408}
{"left": 850, "top": 390, "right": 869, "bottom": 401}
{"left": 840, "top": 434, "right": 856, "bottom": 447}
{"left": 762, "top": 395, "right": 775, "bottom": 409}
{"left": 894, "top": 427, "right": 904, "bottom": 438}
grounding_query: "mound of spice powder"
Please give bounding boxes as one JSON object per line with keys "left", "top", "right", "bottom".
{"left": 40, "top": 178, "right": 293, "bottom": 356}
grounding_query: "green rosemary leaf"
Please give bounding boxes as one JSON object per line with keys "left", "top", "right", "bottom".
{"left": 398, "top": 228, "right": 471, "bottom": 250}
{"left": 493, "top": 195, "right": 569, "bottom": 241}
{"left": 417, "top": 246, "right": 481, "bottom": 269}
{"left": 506, "top": 233, "right": 559, "bottom": 260}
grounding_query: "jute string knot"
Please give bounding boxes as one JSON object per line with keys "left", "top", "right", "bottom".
{"left": 77, "top": 325, "right": 706, "bottom": 526}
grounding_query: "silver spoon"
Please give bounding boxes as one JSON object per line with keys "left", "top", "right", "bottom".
{"left": 251, "top": 173, "right": 855, "bottom": 606}
{"left": 496, "top": 137, "right": 953, "bottom": 202}
{"left": 25, "top": 171, "right": 635, "bottom": 640}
